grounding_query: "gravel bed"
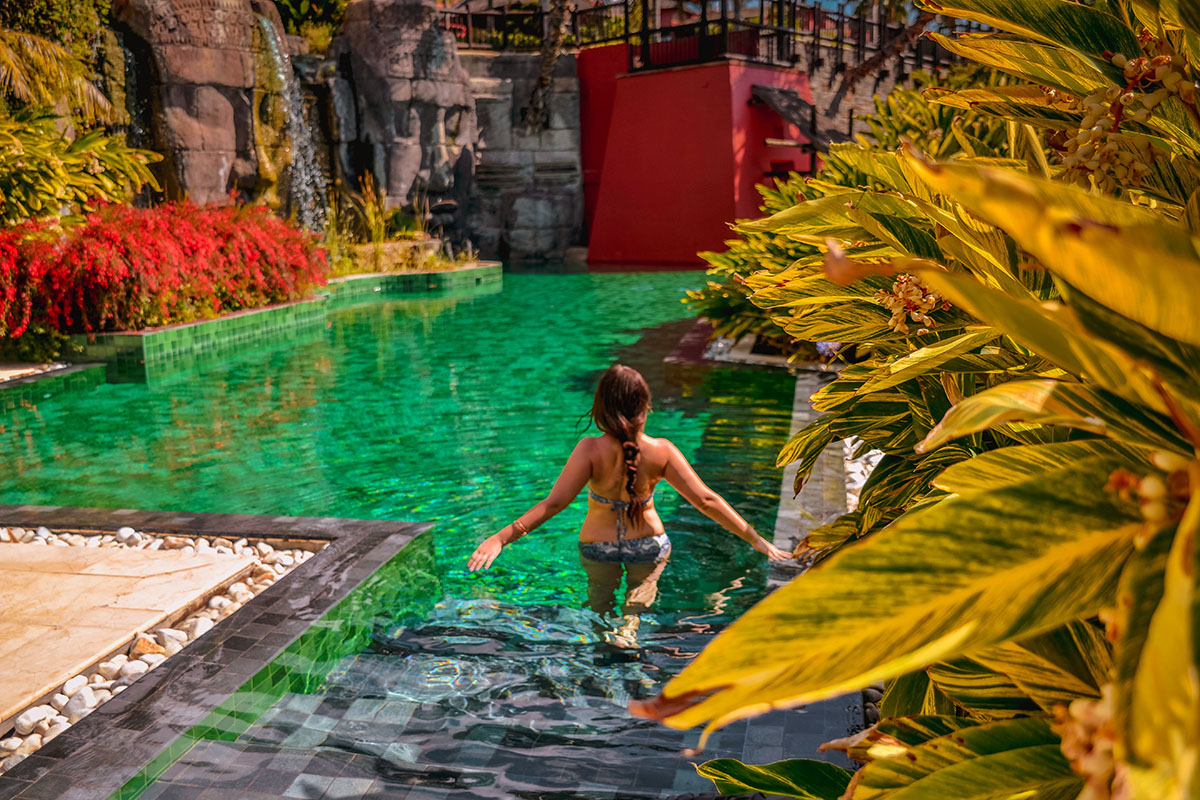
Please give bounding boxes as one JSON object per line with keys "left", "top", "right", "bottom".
{"left": 0, "top": 525, "right": 324, "bottom": 773}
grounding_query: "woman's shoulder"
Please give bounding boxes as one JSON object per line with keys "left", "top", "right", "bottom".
{"left": 641, "top": 433, "right": 676, "bottom": 450}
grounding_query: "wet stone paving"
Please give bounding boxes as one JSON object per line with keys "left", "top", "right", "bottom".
{"left": 136, "top": 608, "right": 860, "bottom": 800}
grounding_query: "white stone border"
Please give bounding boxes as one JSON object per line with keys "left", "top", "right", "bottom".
{"left": 0, "top": 525, "right": 326, "bottom": 773}
{"left": 843, "top": 436, "right": 884, "bottom": 512}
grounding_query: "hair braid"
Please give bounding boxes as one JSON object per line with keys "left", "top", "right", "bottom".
{"left": 590, "top": 364, "right": 652, "bottom": 529}
{"left": 622, "top": 439, "right": 640, "bottom": 523}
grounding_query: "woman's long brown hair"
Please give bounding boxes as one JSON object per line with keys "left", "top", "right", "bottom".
{"left": 590, "top": 364, "right": 652, "bottom": 526}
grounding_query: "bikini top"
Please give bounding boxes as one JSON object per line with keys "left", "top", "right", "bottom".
{"left": 588, "top": 488, "right": 652, "bottom": 542}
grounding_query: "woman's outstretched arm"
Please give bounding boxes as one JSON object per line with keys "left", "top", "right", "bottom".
{"left": 467, "top": 438, "right": 593, "bottom": 571}
{"left": 662, "top": 440, "right": 792, "bottom": 560}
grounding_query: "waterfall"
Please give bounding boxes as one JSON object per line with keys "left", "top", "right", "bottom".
{"left": 257, "top": 16, "right": 326, "bottom": 231}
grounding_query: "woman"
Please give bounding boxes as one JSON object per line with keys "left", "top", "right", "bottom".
{"left": 467, "top": 364, "right": 792, "bottom": 634}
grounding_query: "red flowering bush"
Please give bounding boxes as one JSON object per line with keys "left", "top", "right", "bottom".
{"left": 29, "top": 202, "right": 329, "bottom": 333}
{"left": 0, "top": 229, "right": 31, "bottom": 338}
{"left": 0, "top": 202, "right": 329, "bottom": 343}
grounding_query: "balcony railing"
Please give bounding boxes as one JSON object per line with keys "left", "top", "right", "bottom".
{"left": 438, "top": 0, "right": 986, "bottom": 73}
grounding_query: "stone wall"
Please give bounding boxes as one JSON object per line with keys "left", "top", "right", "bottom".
{"left": 805, "top": 47, "right": 942, "bottom": 146}
{"left": 460, "top": 52, "right": 583, "bottom": 265}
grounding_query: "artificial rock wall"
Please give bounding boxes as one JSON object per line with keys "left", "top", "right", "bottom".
{"left": 461, "top": 52, "right": 584, "bottom": 265}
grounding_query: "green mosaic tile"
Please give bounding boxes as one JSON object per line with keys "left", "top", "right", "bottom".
{"left": 73, "top": 297, "right": 329, "bottom": 383}
{"left": 0, "top": 364, "right": 106, "bottom": 414}
{"left": 327, "top": 263, "right": 502, "bottom": 304}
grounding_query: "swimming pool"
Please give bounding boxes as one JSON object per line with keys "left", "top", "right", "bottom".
{"left": 1, "top": 272, "right": 850, "bottom": 798}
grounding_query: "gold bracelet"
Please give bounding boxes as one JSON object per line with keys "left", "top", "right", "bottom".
{"left": 511, "top": 519, "right": 530, "bottom": 538}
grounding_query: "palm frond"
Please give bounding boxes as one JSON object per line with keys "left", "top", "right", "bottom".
{"left": 0, "top": 29, "right": 114, "bottom": 122}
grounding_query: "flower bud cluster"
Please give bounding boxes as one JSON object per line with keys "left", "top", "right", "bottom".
{"left": 1053, "top": 30, "right": 1193, "bottom": 192}
{"left": 1104, "top": 451, "right": 1193, "bottom": 542}
{"left": 1052, "top": 685, "right": 1129, "bottom": 800}
{"left": 873, "top": 273, "right": 950, "bottom": 335}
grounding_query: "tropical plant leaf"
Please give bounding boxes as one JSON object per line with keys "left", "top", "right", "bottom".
{"left": 917, "top": 0, "right": 1141, "bottom": 64}
{"left": 926, "top": 658, "right": 1043, "bottom": 718}
{"left": 1126, "top": 489, "right": 1200, "bottom": 794}
{"left": 917, "top": 379, "right": 1187, "bottom": 454}
{"left": 695, "top": 758, "right": 852, "bottom": 798}
{"left": 933, "top": 439, "right": 1151, "bottom": 495}
{"left": 632, "top": 459, "right": 1141, "bottom": 734}
{"left": 925, "top": 32, "right": 1108, "bottom": 97}
{"left": 858, "top": 329, "right": 997, "bottom": 395}
{"left": 908, "top": 157, "right": 1200, "bottom": 351}
{"left": 971, "top": 621, "right": 1111, "bottom": 711}
{"left": 878, "top": 673, "right": 959, "bottom": 719}
{"left": 849, "top": 716, "right": 1082, "bottom": 800}
{"left": 820, "top": 714, "right": 978, "bottom": 762}
{"left": 913, "top": 265, "right": 1170, "bottom": 415}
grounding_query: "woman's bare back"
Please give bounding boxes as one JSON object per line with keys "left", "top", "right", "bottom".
{"left": 579, "top": 433, "right": 670, "bottom": 543}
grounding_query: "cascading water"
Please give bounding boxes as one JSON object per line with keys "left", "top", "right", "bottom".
{"left": 257, "top": 16, "right": 326, "bottom": 231}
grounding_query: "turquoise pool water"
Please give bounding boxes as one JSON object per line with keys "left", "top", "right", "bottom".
{"left": 1, "top": 272, "right": 801, "bottom": 798}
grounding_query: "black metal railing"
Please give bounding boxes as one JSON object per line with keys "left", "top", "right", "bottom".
{"left": 438, "top": 0, "right": 987, "bottom": 73}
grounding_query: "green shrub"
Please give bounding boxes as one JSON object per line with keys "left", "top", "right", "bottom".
{"left": 0, "top": 109, "right": 159, "bottom": 225}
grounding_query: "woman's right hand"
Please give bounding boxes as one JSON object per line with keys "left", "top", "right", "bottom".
{"left": 467, "top": 534, "right": 503, "bottom": 571}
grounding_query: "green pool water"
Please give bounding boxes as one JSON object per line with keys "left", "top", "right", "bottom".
{"left": 1, "top": 272, "right": 802, "bottom": 798}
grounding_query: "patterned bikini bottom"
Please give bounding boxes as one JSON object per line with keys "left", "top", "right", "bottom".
{"left": 578, "top": 534, "right": 671, "bottom": 564}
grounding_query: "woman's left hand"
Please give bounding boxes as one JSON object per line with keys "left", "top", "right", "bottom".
{"left": 753, "top": 537, "right": 794, "bottom": 561}
{"left": 467, "top": 534, "right": 503, "bottom": 571}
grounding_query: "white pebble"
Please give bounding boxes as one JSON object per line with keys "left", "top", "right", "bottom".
{"left": 214, "top": 546, "right": 233, "bottom": 555}
{"left": 180, "top": 616, "right": 214, "bottom": 639}
{"left": 97, "top": 659, "right": 124, "bottom": 681}
{"left": 34, "top": 526, "right": 51, "bottom": 539}
{"left": 1, "top": 753, "right": 27, "bottom": 770}
{"left": 15, "top": 734, "right": 42, "bottom": 755}
{"left": 255, "top": 542, "right": 274, "bottom": 557}
{"left": 139, "top": 653, "right": 166, "bottom": 668}
{"left": 62, "top": 675, "right": 88, "bottom": 697}
{"left": 49, "top": 693, "right": 69, "bottom": 711}
{"left": 14, "top": 706, "right": 54, "bottom": 735}
{"left": 180, "top": 546, "right": 195, "bottom": 554}
{"left": 155, "top": 628, "right": 187, "bottom": 645}
{"left": 43, "top": 722, "right": 69, "bottom": 743}
{"left": 63, "top": 688, "right": 97, "bottom": 723}
{"left": 92, "top": 689, "right": 113, "bottom": 704}
{"left": 0, "top": 737, "right": 21, "bottom": 752}
{"left": 113, "top": 685, "right": 126, "bottom": 695}
{"left": 0, "top": 528, "right": 11, "bottom": 543}
{"left": 118, "top": 661, "right": 149, "bottom": 680}
{"left": 208, "top": 596, "right": 232, "bottom": 610}
{"left": 28, "top": 538, "right": 46, "bottom": 545}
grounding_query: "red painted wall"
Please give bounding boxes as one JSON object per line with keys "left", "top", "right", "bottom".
{"left": 728, "top": 64, "right": 813, "bottom": 219}
{"left": 581, "top": 55, "right": 815, "bottom": 267}
{"left": 577, "top": 43, "right": 627, "bottom": 240}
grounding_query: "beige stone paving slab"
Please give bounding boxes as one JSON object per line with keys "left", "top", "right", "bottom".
{"left": 0, "top": 546, "right": 256, "bottom": 729}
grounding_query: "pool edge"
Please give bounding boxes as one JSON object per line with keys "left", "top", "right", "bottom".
{"left": 0, "top": 506, "right": 432, "bottom": 800}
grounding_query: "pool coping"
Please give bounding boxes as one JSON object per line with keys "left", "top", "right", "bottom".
{"left": 0, "top": 505, "right": 431, "bottom": 800}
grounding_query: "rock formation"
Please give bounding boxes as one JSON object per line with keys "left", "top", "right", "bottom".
{"left": 330, "top": 0, "right": 480, "bottom": 240}
{"left": 111, "top": 0, "right": 305, "bottom": 209}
